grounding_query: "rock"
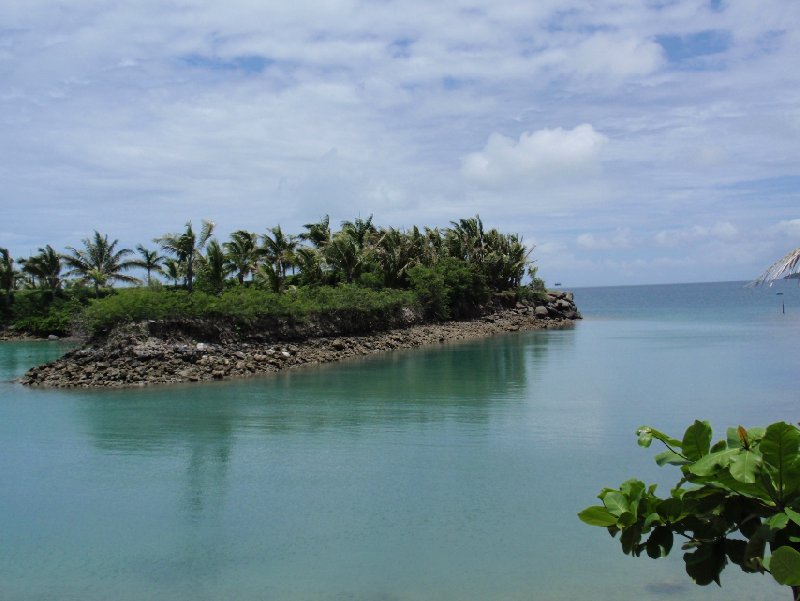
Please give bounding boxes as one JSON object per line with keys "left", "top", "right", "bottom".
{"left": 48, "top": 334, "right": 59, "bottom": 340}
{"left": 534, "top": 306, "right": 549, "bottom": 318}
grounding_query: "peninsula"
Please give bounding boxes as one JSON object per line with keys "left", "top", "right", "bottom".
{"left": 2, "top": 215, "right": 580, "bottom": 388}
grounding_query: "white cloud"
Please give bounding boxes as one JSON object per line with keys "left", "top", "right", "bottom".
{"left": 576, "top": 228, "right": 633, "bottom": 250}
{"left": 1, "top": 0, "right": 799, "bottom": 285}
{"left": 461, "top": 124, "right": 608, "bottom": 187}
{"left": 654, "top": 222, "right": 738, "bottom": 247}
{"left": 567, "top": 34, "right": 665, "bottom": 77}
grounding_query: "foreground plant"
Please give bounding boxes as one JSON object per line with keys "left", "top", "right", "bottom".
{"left": 579, "top": 421, "right": 800, "bottom": 599}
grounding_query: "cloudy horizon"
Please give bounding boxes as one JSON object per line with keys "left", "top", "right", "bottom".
{"left": 2, "top": 0, "right": 799, "bottom": 286}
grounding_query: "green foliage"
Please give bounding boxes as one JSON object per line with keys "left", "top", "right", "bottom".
{"left": 3, "top": 289, "right": 91, "bottom": 336}
{"left": 408, "top": 257, "right": 490, "bottom": 320}
{"left": 82, "top": 285, "right": 418, "bottom": 333}
{"left": 579, "top": 421, "right": 800, "bottom": 598}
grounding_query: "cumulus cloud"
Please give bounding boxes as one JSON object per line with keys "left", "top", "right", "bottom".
{"left": 654, "top": 222, "right": 738, "bottom": 247}
{"left": 576, "top": 228, "right": 633, "bottom": 250}
{"left": 1, "top": 0, "right": 799, "bottom": 285}
{"left": 461, "top": 124, "right": 608, "bottom": 187}
{"left": 568, "top": 34, "right": 665, "bottom": 77}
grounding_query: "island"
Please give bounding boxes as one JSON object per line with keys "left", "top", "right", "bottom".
{"left": 1, "top": 216, "right": 580, "bottom": 388}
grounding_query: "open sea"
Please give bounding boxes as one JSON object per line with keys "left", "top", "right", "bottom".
{"left": 1, "top": 280, "right": 799, "bottom": 600}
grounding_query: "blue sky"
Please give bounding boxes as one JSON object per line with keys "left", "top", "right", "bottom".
{"left": 1, "top": 0, "right": 799, "bottom": 286}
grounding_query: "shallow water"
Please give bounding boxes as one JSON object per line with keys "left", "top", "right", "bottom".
{"left": 1, "top": 281, "right": 798, "bottom": 600}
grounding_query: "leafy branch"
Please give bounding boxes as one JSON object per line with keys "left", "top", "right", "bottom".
{"left": 579, "top": 421, "right": 800, "bottom": 599}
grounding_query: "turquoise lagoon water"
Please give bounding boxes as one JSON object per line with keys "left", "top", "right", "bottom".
{"left": 1, "top": 281, "right": 799, "bottom": 600}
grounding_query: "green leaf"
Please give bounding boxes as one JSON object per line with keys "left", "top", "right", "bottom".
{"left": 729, "top": 449, "right": 763, "bottom": 484}
{"left": 657, "top": 497, "right": 682, "bottom": 521}
{"left": 766, "top": 513, "right": 790, "bottom": 530}
{"left": 601, "top": 490, "right": 629, "bottom": 516}
{"left": 655, "top": 450, "right": 690, "bottom": 466}
{"left": 682, "top": 420, "right": 712, "bottom": 462}
{"left": 646, "top": 526, "right": 673, "bottom": 558}
{"left": 684, "top": 542, "right": 725, "bottom": 586}
{"left": 688, "top": 448, "right": 738, "bottom": 476}
{"left": 620, "top": 525, "right": 642, "bottom": 556}
{"left": 770, "top": 546, "right": 800, "bottom": 586}
{"left": 785, "top": 507, "right": 800, "bottom": 527}
{"left": 578, "top": 506, "right": 618, "bottom": 527}
{"left": 637, "top": 426, "right": 681, "bottom": 448}
{"left": 761, "top": 422, "right": 800, "bottom": 500}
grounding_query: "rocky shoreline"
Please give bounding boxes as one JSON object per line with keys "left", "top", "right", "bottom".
{"left": 19, "top": 292, "right": 580, "bottom": 388}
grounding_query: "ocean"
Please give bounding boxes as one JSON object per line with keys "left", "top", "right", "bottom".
{"left": 1, "top": 280, "right": 798, "bottom": 600}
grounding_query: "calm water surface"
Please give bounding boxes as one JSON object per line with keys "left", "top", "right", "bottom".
{"left": 1, "top": 281, "right": 799, "bottom": 600}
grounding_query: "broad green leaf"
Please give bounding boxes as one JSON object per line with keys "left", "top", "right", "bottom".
{"left": 715, "top": 471, "right": 775, "bottom": 503}
{"left": 646, "top": 526, "right": 673, "bottom": 558}
{"left": 684, "top": 543, "right": 725, "bottom": 586}
{"left": 578, "top": 506, "right": 618, "bottom": 527}
{"left": 655, "top": 450, "right": 690, "bottom": 466}
{"left": 682, "top": 420, "right": 712, "bottom": 462}
{"left": 729, "top": 450, "right": 763, "bottom": 484}
{"left": 688, "top": 448, "right": 739, "bottom": 476}
{"left": 620, "top": 525, "right": 642, "bottom": 556}
{"left": 785, "top": 507, "right": 800, "bottom": 527}
{"left": 620, "top": 479, "right": 646, "bottom": 510}
{"left": 761, "top": 422, "right": 800, "bottom": 500}
{"left": 766, "top": 513, "right": 790, "bottom": 530}
{"left": 657, "top": 497, "right": 682, "bottom": 521}
{"left": 602, "top": 491, "right": 629, "bottom": 516}
{"left": 770, "top": 546, "right": 800, "bottom": 586}
{"left": 710, "top": 439, "right": 726, "bottom": 453}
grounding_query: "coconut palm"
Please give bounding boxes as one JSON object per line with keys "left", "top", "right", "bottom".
{"left": 196, "top": 239, "right": 231, "bottom": 294}
{"left": 0, "top": 248, "right": 18, "bottom": 302}
{"left": 750, "top": 247, "right": 800, "bottom": 287}
{"left": 374, "top": 227, "right": 417, "bottom": 288}
{"left": 63, "top": 231, "right": 140, "bottom": 296}
{"left": 294, "top": 247, "right": 325, "bottom": 286}
{"left": 19, "top": 245, "right": 63, "bottom": 291}
{"left": 154, "top": 220, "right": 214, "bottom": 293}
{"left": 223, "top": 230, "right": 260, "bottom": 285}
{"left": 162, "top": 258, "right": 183, "bottom": 287}
{"left": 261, "top": 225, "right": 298, "bottom": 282}
{"left": 325, "top": 231, "right": 362, "bottom": 284}
{"left": 299, "top": 215, "right": 332, "bottom": 250}
{"left": 131, "top": 245, "right": 166, "bottom": 286}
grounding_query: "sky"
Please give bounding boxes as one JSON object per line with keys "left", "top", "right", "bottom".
{"left": 2, "top": 0, "right": 799, "bottom": 287}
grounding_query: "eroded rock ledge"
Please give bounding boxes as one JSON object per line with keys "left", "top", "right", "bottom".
{"left": 20, "top": 292, "right": 580, "bottom": 388}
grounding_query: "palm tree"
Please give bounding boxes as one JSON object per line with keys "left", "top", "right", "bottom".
{"left": 325, "top": 231, "right": 362, "bottom": 284}
{"left": 750, "top": 247, "right": 800, "bottom": 287}
{"left": 374, "top": 227, "right": 417, "bottom": 288}
{"left": 162, "top": 258, "right": 183, "bottom": 288}
{"left": 132, "top": 245, "right": 166, "bottom": 286}
{"left": 299, "top": 215, "right": 332, "bottom": 250}
{"left": 196, "top": 239, "right": 231, "bottom": 294}
{"left": 154, "top": 220, "right": 214, "bottom": 293}
{"left": 294, "top": 247, "right": 325, "bottom": 286}
{"left": 223, "top": 230, "right": 260, "bottom": 285}
{"left": 261, "top": 225, "right": 298, "bottom": 283}
{"left": 0, "top": 248, "right": 18, "bottom": 303}
{"left": 447, "top": 215, "right": 486, "bottom": 265}
{"left": 20, "top": 245, "right": 63, "bottom": 292}
{"left": 63, "top": 231, "right": 140, "bottom": 296}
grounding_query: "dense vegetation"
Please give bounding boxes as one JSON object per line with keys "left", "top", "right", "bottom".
{"left": 0, "top": 215, "right": 545, "bottom": 337}
{"left": 579, "top": 421, "right": 800, "bottom": 599}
